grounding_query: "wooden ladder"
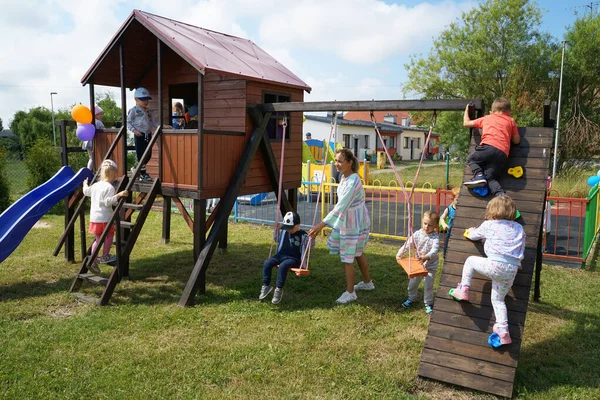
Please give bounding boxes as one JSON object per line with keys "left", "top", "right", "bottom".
{"left": 417, "top": 127, "right": 553, "bottom": 397}
{"left": 70, "top": 177, "right": 160, "bottom": 305}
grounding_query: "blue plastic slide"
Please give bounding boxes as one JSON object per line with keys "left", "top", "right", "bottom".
{"left": 237, "top": 192, "right": 269, "bottom": 205}
{"left": 0, "top": 166, "right": 93, "bottom": 264}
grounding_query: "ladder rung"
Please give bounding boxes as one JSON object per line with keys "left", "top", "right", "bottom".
{"left": 73, "top": 292, "right": 99, "bottom": 304}
{"left": 120, "top": 221, "right": 135, "bottom": 229}
{"left": 79, "top": 273, "right": 109, "bottom": 286}
{"left": 122, "top": 203, "right": 144, "bottom": 211}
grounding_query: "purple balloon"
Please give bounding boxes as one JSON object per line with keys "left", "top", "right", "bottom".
{"left": 76, "top": 123, "right": 95, "bottom": 141}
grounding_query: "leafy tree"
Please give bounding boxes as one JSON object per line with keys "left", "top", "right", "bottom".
{"left": 559, "top": 12, "right": 600, "bottom": 160}
{"left": 0, "top": 117, "right": 3, "bottom": 131}
{"left": 24, "top": 137, "right": 61, "bottom": 190}
{"left": 9, "top": 107, "right": 54, "bottom": 154}
{"left": 0, "top": 149, "right": 10, "bottom": 212}
{"left": 404, "top": 0, "right": 557, "bottom": 158}
{"left": 96, "top": 91, "right": 122, "bottom": 127}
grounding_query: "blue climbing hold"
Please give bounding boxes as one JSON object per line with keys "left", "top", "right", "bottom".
{"left": 488, "top": 333, "right": 503, "bottom": 348}
{"left": 472, "top": 186, "right": 489, "bottom": 197}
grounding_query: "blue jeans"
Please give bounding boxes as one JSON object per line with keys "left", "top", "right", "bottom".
{"left": 263, "top": 254, "right": 299, "bottom": 289}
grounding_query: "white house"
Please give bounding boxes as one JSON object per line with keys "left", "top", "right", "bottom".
{"left": 303, "top": 111, "right": 439, "bottom": 161}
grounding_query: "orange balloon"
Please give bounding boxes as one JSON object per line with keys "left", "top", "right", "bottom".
{"left": 71, "top": 104, "right": 92, "bottom": 124}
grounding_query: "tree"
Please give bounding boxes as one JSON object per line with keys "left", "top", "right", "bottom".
{"left": 9, "top": 107, "right": 54, "bottom": 154}
{"left": 404, "top": 0, "right": 557, "bottom": 158}
{"left": 559, "top": 12, "right": 600, "bottom": 160}
{"left": 96, "top": 91, "right": 122, "bottom": 126}
{"left": 0, "top": 117, "right": 3, "bottom": 131}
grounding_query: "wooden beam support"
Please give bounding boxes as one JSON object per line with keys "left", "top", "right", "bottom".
{"left": 249, "top": 106, "right": 292, "bottom": 216}
{"left": 172, "top": 197, "right": 194, "bottom": 232}
{"left": 179, "top": 112, "right": 272, "bottom": 306}
{"left": 162, "top": 195, "right": 171, "bottom": 244}
{"left": 254, "top": 98, "right": 484, "bottom": 113}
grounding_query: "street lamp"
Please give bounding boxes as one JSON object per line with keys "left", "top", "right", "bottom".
{"left": 50, "top": 92, "right": 57, "bottom": 146}
{"left": 552, "top": 41, "right": 566, "bottom": 181}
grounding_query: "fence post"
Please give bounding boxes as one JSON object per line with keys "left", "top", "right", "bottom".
{"left": 445, "top": 152, "right": 450, "bottom": 189}
{"left": 233, "top": 200, "right": 238, "bottom": 223}
{"left": 583, "top": 185, "right": 599, "bottom": 261}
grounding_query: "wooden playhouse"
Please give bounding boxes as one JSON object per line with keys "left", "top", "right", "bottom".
{"left": 68, "top": 10, "right": 311, "bottom": 305}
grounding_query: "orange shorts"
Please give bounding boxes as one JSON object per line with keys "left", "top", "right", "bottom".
{"left": 89, "top": 222, "right": 115, "bottom": 235}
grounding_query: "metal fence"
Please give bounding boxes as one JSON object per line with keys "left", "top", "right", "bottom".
{"left": 229, "top": 183, "right": 590, "bottom": 264}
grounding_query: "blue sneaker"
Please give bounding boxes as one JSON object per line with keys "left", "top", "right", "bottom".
{"left": 402, "top": 299, "right": 415, "bottom": 308}
{"left": 464, "top": 174, "right": 487, "bottom": 187}
{"left": 425, "top": 305, "right": 434, "bottom": 314}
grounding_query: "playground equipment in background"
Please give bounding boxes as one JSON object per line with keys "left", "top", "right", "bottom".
{"left": 300, "top": 160, "right": 369, "bottom": 196}
{"left": 302, "top": 139, "right": 337, "bottom": 164}
{"left": 0, "top": 166, "right": 93, "bottom": 264}
{"left": 237, "top": 192, "right": 269, "bottom": 205}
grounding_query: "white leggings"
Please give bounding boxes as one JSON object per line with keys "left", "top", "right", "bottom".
{"left": 461, "top": 256, "right": 518, "bottom": 329}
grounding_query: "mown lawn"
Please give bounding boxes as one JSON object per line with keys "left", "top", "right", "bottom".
{"left": 1, "top": 212, "right": 599, "bottom": 399}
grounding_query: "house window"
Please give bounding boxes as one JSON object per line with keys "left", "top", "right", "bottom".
{"left": 343, "top": 134, "right": 351, "bottom": 148}
{"left": 417, "top": 138, "right": 421, "bottom": 148}
{"left": 389, "top": 136, "right": 396, "bottom": 148}
{"left": 364, "top": 135, "right": 369, "bottom": 149}
{"left": 404, "top": 137, "right": 409, "bottom": 149}
{"left": 263, "top": 92, "right": 291, "bottom": 140}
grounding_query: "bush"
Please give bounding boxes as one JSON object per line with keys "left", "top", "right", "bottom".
{"left": 0, "top": 149, "right": 10, "bottom": 213}
{"left": 24, "top": 138, "right": 61, "bottom": 190}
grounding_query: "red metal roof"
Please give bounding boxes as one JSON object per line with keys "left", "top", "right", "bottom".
{"left": 81, "top": 10, "right": 311, "bottom": 92}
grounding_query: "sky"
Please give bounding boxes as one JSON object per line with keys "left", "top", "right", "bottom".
{"left": 0, "top": 0, "right": 586, "bottom": 127}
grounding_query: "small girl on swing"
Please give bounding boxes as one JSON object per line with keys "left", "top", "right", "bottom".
{"left": 82, "top": 160, "right": 128, "bottom": 274}
{"left": 449, "top": 195, "right": 525, "bottom": 345}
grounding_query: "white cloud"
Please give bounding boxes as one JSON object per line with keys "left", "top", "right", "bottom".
{"left": 0, "top": 0, "right": 475, "bottom": 126}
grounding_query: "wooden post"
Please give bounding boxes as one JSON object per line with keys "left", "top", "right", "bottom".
{"left": 119, "top": 42, "right": 128, "bottom": 176}
{"left": 162, "top": 196, "right": 171, "bottom": 244}
{"left": 194, "top": 198, "right": 206, "bottom": 294}
{"left": 157, "top": 39, "right": 163, "bottom": 182}
{"left": 59, "top": 120, "right": 75, "bottom": 262}
{"left": 89, "top": 82, "right": 96, "bottom": 172}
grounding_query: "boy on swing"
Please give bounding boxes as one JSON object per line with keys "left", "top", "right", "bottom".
{"left": 463, "top": 98, "right": 520, "bottom": 197}
{"left": 259, "top": 211, "right": 313, "bottom": 304}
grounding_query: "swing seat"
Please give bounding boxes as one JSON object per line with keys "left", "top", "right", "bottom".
{"left": 290, "top": 268, "right": 310, "bottom": 276}
{"left": 274, "top": 265, "right": 310, "bottom": 276}
{"left": 396, "top": 256, "right": 428, "bottom": 278}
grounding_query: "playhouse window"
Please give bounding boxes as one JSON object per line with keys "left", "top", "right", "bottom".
{"left": 264, "top": 92, "right": 291, "bottom": 140}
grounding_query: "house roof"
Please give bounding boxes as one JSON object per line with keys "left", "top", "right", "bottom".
{"left": 305, "top": 115, "right": 438, "bottom": 136}
{"left": 0, "top": 129, "right": 15, "bottom": 138}
{"left": 81, "top": 10, "right": 311, "bottom": 92}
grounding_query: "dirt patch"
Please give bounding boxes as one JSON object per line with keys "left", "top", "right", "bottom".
{"left": 33, "top": 221, "right": 52, "bottom": 229}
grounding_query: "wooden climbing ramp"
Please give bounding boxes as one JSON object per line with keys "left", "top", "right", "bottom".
{"left": 417, "top": 127, "right": 553, "bottom": 397}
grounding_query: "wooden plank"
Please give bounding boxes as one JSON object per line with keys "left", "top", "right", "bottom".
{"left": 418, "top": 362, "right": 514, "bottom": 398}
{"left": 437, "top": 284, "right": 529, "bottom": 313}
{"left": 433, "top": 298, "right": 526, "bottom": 328}
{"left": 256, "top": 98, "right": 484, "bottom": 113}
{"left": 429, "top": 310, "right": 525, "bottom": 339}
{"left": 427, "top": 322, "right": 521, "bottom": 349}
{"left": 421, "top": 346, "right": 516, "bottom": 381}
{"left": 439, "top": 274, "right": 532, "bottom": 298}
{"left": 423, "top": 335, "right": 518, "bottom": 367}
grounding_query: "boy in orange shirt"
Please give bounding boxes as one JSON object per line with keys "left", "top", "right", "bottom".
{"left": 462, "top": 98, "right": 520, "bottom": 197}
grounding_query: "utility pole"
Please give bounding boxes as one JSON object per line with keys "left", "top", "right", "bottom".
{"left": 552, "top": 41, "right": 566, "bottom": 181}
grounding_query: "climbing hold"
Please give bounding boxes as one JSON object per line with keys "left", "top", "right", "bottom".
{"left": 463, "top": 229, "right": 470, "bottom": 239}
{"left": 472, "top": 186, "right": 489, "bottom": 197}
{"left": 515, "top": 210, "right": 521, "bottom": 220}
{"left": 508, "top": 166, "right": 523, "bottom": 178}
{"left": 488, "top": 333, "right": 504, "bottom": 348}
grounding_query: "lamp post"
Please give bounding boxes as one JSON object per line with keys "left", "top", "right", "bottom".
{"left": 50, "top": 92, "right": 58, "bottom": 146}
{"left": 552, "top": 41, "right": 566, "bottom": 181}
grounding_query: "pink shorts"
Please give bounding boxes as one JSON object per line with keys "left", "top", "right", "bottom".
{"left": 89, "top": 222, "right": 115, "bottom": 235}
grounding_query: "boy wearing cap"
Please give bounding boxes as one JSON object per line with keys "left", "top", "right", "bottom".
{"left": 127, "top": 87, "right": 159, "bottom": 181}
{"left": 259, "top": 211, "right": 313, "bottom": 304}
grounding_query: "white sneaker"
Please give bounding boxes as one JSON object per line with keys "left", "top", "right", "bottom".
{"left": 354, "top": 281, "right": 375, "bottom": 291}
{"left": 336, "top": 291, "right": 357, "bottom": 304}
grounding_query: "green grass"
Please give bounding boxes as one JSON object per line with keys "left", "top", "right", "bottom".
{"left": 2, "top": 212, "right": 600, "bottom": 398}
